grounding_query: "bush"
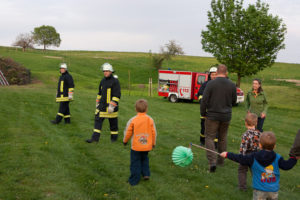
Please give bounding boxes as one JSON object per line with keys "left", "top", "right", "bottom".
{"left": 0, "top": 57, "right": 31, "bottom": 85}
{"left": 151, "top": 54, "right": 165, "bottom": 70}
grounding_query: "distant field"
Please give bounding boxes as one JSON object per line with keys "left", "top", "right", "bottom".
{"left": 0, "top": 46, "right": 299, "bottom": 199}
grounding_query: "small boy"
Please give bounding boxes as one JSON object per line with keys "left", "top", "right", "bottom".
{"left": 123, "top": 99, "right": 157, "bottom": 186}
{"left": 238, "top": 113, "right": 261, "bottom": 190}
{"left": 221, "top": 132, "right": 298, "bottom": 200}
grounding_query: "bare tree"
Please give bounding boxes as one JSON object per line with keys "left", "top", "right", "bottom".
{"left": 150, "top": 40, "right": 184, "bottom": 69}
{"left": 161, "top": 40, "right": 184, "bottom": 60}
{"left": 12, "top": 33, "right": 34, "bottom": 52}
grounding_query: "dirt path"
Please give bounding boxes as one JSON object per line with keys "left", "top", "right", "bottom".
{"left": 44, "top": 56, "right": 63, "bottom": 60}
{"left": 274, "top": 79, "right": 300, "bottom": 86}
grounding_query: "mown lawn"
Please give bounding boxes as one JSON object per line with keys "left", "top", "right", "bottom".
{"left": 0, "top": 47, "right": 299, "bottom": 199}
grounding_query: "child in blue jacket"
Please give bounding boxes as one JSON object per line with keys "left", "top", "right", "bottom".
{"left": 221, "top": 131, "right": 298, "bottom": 200}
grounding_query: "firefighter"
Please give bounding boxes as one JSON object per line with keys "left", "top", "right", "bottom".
{"left": 86, "top": 63, "right": 121, "bottom": 143}
{"left": 51, "top": 63, "right": 74, "bottom": 124}
{"left": 197, "top": 66, "right": 218, "bottom": 147}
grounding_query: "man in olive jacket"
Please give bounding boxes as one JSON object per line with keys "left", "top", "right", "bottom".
{"left": 200, "top": 64, "right": 237, "bottom": 172}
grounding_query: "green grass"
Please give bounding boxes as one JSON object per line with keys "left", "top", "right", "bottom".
{"left": 0, "top": 46, "right": 300, "bottom": 199}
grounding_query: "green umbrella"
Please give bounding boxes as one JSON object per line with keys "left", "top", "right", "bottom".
{"left": 172, "top": 146, "right": 193, "bottom": 167}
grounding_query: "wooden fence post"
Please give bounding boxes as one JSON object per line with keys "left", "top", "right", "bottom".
{"left": 128, "top": 70, "right": 131, "bottom": 96}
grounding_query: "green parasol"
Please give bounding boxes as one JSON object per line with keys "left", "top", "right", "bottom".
{"left": 172, "top": 146, "right": 193, "bottom": 167}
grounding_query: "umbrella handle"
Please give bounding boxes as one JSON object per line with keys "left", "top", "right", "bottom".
{"left": 190, "top": 143, "right": 221, "bottom": 156}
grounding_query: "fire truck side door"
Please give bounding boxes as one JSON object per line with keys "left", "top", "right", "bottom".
{"left": 194, "top": 73, "right": 208, "bottom": 99}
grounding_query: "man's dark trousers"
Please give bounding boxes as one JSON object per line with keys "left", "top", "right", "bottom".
{"left": 205, "top": 119, "right": 230, "bottom": 166}
{"left": 55, "top": 102, "right": 70, "bottom": 123}
{"left": 92, "top": 116, "right": 118, "bottom": 141}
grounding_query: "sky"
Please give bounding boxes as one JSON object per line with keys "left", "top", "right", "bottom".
{"left": 1, "top": 0, "right": 300, "bottom": 63}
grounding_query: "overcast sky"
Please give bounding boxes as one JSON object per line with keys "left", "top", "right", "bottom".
{"left": 1, "top": 0, "right": 300, "bottom": 63}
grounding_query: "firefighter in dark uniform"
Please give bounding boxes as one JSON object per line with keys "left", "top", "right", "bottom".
{"left": 51, "top": 63, "right": 74, "bottom": 124}
{"left": 197, "top": 66, "right": 218, "bottom": 147}
{"left": 86, "top": 63, "right": 121, "bottom": 143}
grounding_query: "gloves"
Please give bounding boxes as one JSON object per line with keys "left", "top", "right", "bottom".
{"left": 123, "top": 142, "right": 127, "bottom": 146}
{"left": 96, "top": 99, "right": 100, "bottom": 108}
{"left": 68, "top": 92, "right": 73, "bottom": 100}
{"left": 108, "top": 103, "right": 116, "bottom": 113}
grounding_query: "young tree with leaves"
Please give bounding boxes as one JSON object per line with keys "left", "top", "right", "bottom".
{"left": 201, "top": 0, "right": 286, "bottom": 87}
{"left": 32, "top": 25, "right": 61, "bottom": 51}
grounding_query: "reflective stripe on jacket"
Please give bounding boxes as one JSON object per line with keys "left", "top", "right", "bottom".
{"left": 95, "top": 74, "right": 121, "bottom": 117}
{"left": 56, "top": 71, "right": 74, "bottom": 102}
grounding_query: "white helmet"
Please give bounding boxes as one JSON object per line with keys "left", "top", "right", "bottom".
{"left": 101, "top": 63, "right": 114, "bottom": 72}
{"left": 209, "top": 66, "right": 217, "bottom": 73}
{"left": 60, "top": 63, "right": 67, "bottom": 69}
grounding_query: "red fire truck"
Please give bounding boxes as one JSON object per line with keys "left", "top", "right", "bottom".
{"left": 158, "top": 70, "right": 244, "bottom": 104}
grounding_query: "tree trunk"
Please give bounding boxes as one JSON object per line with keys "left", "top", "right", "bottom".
{"left": 43, "top": 44, "right": 46, "bottom": 51}
{"left": 22, "top": 47, "right": 25, "bottom": 52}
{"left": 236, "top": 74, "right": 241, "bottom": 87}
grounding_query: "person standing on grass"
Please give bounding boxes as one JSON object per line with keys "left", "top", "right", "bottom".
{"left": 123, "top": 99, "right": 157, "bottom": 186}
{"left": 86, "top": 63, "right": 121, "bottom": 143}
{"left": 245, "top": 79, "right": 268, "bottom": 132}
{"left": 197, "top": 66, "right": 218, "bottom": 147}
{"left": 51, "top": 63, "right": 74, "bottom": 124}
{"left": 220, "top": 131, "right": 298, "bottom": 200}
{"left": 200, "top": 64, "right": 237, "bottom": 172}
{"left": 238, "top": 113, "right": 261, "bottom": 191}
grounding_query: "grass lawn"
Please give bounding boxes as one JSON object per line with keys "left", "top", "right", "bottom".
{"left": 0, "top": 46, "right": 300, "bottom": 199}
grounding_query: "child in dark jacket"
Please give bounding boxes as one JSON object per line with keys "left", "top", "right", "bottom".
{"left": 221, "top": 132, "right": 298, "bottom": 200}
{"left": 238, "top": 113, "right": 261, "bottom": 190}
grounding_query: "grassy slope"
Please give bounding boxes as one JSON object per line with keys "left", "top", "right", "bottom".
{"left": 0, "top": 46, "right": 300, "bottom": 199}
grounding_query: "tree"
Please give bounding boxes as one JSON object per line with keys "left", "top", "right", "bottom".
{"left": 32, "top": 25, "right": 61, "bottom": 51}
{"left": 12, "top": 33, "right": 34, "bottom": 52}
{"left": 201, "top": 0, "right": 286, "bottom": 87}
{"left": 151, "top": 40, "right": 184, "bottom": 69}
{"left": 160, "top": 40, "right": 184, "bottom": 60}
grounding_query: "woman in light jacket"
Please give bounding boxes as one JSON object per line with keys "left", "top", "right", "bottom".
{"left": 245, "top": 79, "right": 268, "bottom": 132}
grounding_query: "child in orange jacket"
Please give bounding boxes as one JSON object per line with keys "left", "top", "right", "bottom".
{"left": 123, "top": 99, "right": 157, "bottom": 186}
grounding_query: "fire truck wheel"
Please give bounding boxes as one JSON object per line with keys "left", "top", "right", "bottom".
{"left": 169, "top": 94, "right": 178, "bottom": 103}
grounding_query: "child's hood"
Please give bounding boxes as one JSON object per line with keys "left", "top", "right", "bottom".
{"left": 254, "top": 150, "right": 276, "bottom": 167}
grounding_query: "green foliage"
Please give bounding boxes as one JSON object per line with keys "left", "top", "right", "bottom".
{"left": 201, "top": 0, "right": 286, "bottom": 87}
{"left": 33, "top": 25, "right": 61, "bottom": 50}
{"left": 150, "top": 53, "right": 165, "bottom": 70}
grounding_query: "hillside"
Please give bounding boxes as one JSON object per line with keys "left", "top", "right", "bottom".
{"left": 0, "top": 46, "right": 299, "bottom": 199}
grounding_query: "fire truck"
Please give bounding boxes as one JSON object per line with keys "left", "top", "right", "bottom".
{"left": 158, "top": 70, "right": 244, "bottom": 104}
